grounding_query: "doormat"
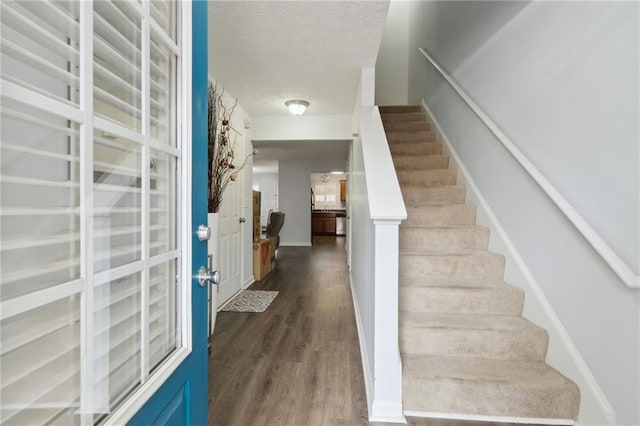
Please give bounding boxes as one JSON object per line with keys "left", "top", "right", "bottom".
{"left": 221, "top": 290, "right": 279, "bottom": 313}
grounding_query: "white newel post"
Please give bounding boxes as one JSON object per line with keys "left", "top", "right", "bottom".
{"left": 371, "top": 219, "right": 405, "bottom": 423}
{"left": 208, "top": 212, "right": 220, "bottom": 335}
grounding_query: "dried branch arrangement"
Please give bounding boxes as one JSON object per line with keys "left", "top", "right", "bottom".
{"left": 207, "top": 82, "right": 253, "bottom": 213}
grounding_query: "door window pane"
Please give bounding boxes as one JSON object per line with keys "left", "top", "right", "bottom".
{"left": 94, "top": 131, "right": 142, "bottom": 272}
{"left": 93, "top": 272, "right": 142, "bottom": 419}
{"left": 0, "top": 296, "right": 81, "bottom": 426}
{"left": 149, "top": 260, "right": 177, "bottom": 371}
{"left": 150, "top": 149, "right": 177, "bottom": 257}
{"left": 0, "top": 100, "right": 81, "bottom": 300}
{"left": 93, "top": 1, "right": 142, "bottom": 131}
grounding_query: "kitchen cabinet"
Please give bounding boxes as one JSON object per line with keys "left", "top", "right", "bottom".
{"left": 340, "top": 180, "right": 347, "bottom": 201}
{"left": 312, "top": 212, "right": 337, "bottom": 235}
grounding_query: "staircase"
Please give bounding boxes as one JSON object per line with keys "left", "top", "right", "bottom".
{"left": 380, "top": 106, "right": 580, "bottom": 421}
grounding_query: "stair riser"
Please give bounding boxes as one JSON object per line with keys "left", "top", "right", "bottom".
{"left": 384, "top": 121, "right": 431, "bottom": 132}
{"left": 394, "top": 155, "right": 449, "bottom": 170}
{"left": 400, "top": 327, "right": 548, "bottom": 361}
{"left": 390, "top": 143, "right": 442, "bottom": 156}
{"left": 381, "top": 112, "right": 425, "bottom": 122}
{"left": 404, "top": 205, "right": 477, "bottom": 227}
{"left": 402, "top": 186, "right": 466, "bottom": 206}
{"left": 397, "top": 169, "right": 456, "bottom": 187}
{"left": 387, "top": 131, "right": 436, "bottom": 143}
{"left": 399, "top": 253, "right": 505, "bottom": 279}
{"left": 400, "top": 227, "right": 489, "bottom": 251}
{"left": 399, "top": 286, "right": 523, "bottom": 315}
{"left": 403, "top": 375, "right": 579, "bottom": 419}
{"left": 379, "top": 106, "right": 422, "bottom": 114}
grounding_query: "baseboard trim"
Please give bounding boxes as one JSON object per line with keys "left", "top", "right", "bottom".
{"left": 371, "top": 400, "right": 407, "bottom": 424}
{"left": 405, "top": 411, "right": 575, "bottom": 425}
{"left": 349, "top": 274, "right": 374, "bottom": 421}
{"left": 242, "top": 276, "right": 254, "bottom": 290}
{"left": 217, "top": 288, "right": 243, "bottom": 312}
{"left": 421, "top": 98, "right": 615, "bottom": 425}
{"left": 279, "top": 241, "right": 312, "bottom": 247}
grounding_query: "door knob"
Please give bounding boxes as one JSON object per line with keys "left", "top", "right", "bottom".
{"left": 196, "top": 224, "right": 211, "bottom": 241}
{"left": 239, "top": 217, "right": 246, "bottom": 223}
{"left": 198, "top": 266, "right": 220, "bottom": 287}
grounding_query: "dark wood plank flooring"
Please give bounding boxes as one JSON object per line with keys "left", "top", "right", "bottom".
{"left": 207, "top": 236, "right": 549, "bottom": 426}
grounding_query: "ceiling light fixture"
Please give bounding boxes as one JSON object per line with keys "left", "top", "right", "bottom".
{"left": 285, "top": 100, "right": 309, "bottom": 116}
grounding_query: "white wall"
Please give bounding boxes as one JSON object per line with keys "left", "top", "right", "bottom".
{"left": 278, "top": 159, "right": 347, "bottom": 246}
{"left": 406, "top": 2, "right": 639, "bottom": 424}
{"left": 375, "top": 0, "right": 410, "bottom": 106}
{"left": 252, "top": 114, "right": 353, "bottom": 140}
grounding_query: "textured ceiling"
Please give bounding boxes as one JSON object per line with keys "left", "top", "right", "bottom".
{"left": 208, "top": 1, "right": 390, "bottom": 116}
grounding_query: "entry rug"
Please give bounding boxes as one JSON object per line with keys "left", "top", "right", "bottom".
{"left": 221, "top": 290, "right": 279, "bottom": 313}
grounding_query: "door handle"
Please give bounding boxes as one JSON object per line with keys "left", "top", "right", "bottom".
{"left": 196, "top": 224, "right": 211, "bottom": 241}
{"left": 198, "top": 266, "right": 220, "bottom": 287}
{"left": 239, "top": 217, "right": 246, "bottom": 223}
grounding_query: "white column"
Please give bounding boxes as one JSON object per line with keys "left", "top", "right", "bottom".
{"left": 371, "top": 219, "right": 405, "bottom": 423}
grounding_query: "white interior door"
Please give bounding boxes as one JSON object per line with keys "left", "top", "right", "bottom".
{"left": 214, "top": 127, "right": 243, "bottom": 309}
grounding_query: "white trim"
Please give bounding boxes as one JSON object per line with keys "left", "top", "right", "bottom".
{"left": 149, "top": 250, "right": 180, "bottom": 268}
{"left": 242, "top": 276, "right": 255, "bottom": 290}
{"left": 0, "top": 79, "right": 84, "bottom": 123}
{"left": 419, "top": 47, "right": 639, "bottom": 289}
{"left": 94, "top": 116, "right": 145, "bottom": 144}
{"left": 349, "top": 274, "right": 373, "bottom": 419}
{"left": 0, "top": 279, "right": 84, "bottom": 320}
{"left": 94, "top": 260, "right": 145, "bottom": 286}
{"left": 370, "top": 400, "right": 407, "bottom": 424}
{"left": 216, "top": 288, "right": 244, "bottom": 311}
{"left": 404, "top": 411, "right": 575, "bottom": 425}
{"left": 422, "top": 98, "right": 616, "bottom": 425}
{"left": 279, "top": 241, "right": 312, "bottom": 247}
{"left": 103, "top": 348, "right": 190, "bottom": 426}
{"left": 79, "top": 2, "right": 95, "bottom": 422}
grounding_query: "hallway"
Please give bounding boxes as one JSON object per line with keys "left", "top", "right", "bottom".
{"left": 207, "top": 236, "right": 368, "bottom": 424}
{"left": 207, "top": 237, "right": 553, "bottom": 426}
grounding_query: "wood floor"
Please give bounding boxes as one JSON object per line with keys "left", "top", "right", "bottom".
{"left": 207, "top": 236, "right": 549, "bottom": 426}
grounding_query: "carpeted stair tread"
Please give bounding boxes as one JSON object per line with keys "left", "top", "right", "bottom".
{"left": 383, "top": 121, "right": 431, "bottom": 132}
{"left": 399, "top": 312, "right": 549, "bottom": 361}
{"left": 379, "top": 105, "right": 422, "bottom": 113}
{"left": 390, "top": 142, "right": 443, "bottom": 156}
{"left": 402, "top": 355, "right": 580, "bottom": 420}
{"left": 386, "top": 130, "right": 437, "bottom": 143}
{"left": 396, "top": 169, "right": 456, "bottom": 186}
{"left": 402, "top": 185, "right": 466, "bottom": 206}
{"left": 394, "top": 154, "right": 449, "bottom": 170}
{"left": 400, "top": 226, "right": 489, "bottom": 251}
{"left": 403, "top": 205, "right": 477, "bottom": 227}
{"left": 386, "top": 108, "right": 580, "bottom": 420}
